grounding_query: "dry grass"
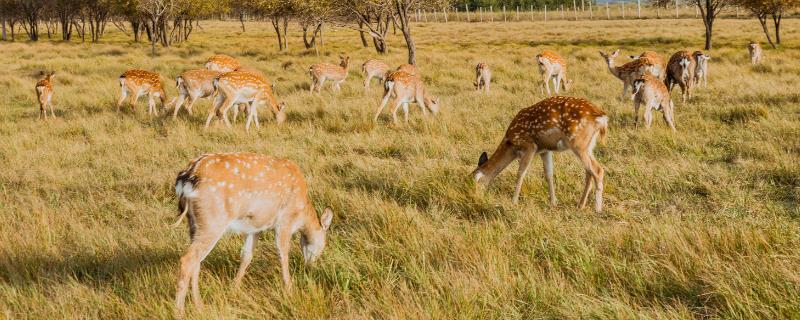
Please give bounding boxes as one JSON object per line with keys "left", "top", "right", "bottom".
{"left": 0, "top": 18, "right": 799, "bottom": 319}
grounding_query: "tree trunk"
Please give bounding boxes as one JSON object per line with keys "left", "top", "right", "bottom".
{"left": 358, "top": 20, "right": 369, "bottom": 47}
{"left": 703, "top": 20, "right": 712, "bottom": 50}
{"left": 772, "top": 11, "right": 781, "bottom": 45}
{"left": 1, "top": 19, "right": 6, "bottom": 41}
{"left": 151, "top": 17, "right": 158, "bottom": 56}
{"left": 239, "top": 12, "right": 245, "bottom": 32}
{"left": 10, "top": 20, "right": 15, "bottom": 41}
{"left": 271, "top": 17, "right": 285, "bottom": 51}
{"left": 397, "top": 4, "right": 416, "bottom": 65}
{"left": 758, "top": 14, "right": 776, "bottom": 48}
{"left": 699, "top": 0, "right": 714, "bottom": 50}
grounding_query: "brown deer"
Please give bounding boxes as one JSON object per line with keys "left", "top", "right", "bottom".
{"left": 309, "top": 55, "right": 350, "bottom": 94}
{"left": 35, "top": 71, "right": 56, "bottom": 119}
{"left": 471, "top": 96, "right": 608, "bottom": 211}
{"left": 172, "top": 69, "right": 222, "bottom": 119}
{"left": 374, "top": 71, "right": 440, "bottom": 125}
{"left": 692, "top": 51, "right": 710, "bottom": 88}
{"left": 117, "top": 69, "right": 167, "bottom": 115}
{"left": 205, "top": 71, "right": 286, "bottom": 131}
{"left": 173, "top": 152, "right": 334, "bottom": 318}
{"left": 205, "top": 54, "right": 241, "bottom": 72}
{"left": 748, "top": 42, "right": 762, "bottom": 65}
{"left": 631, "top": 75, "right": 676, "bottom": 131}
{"left": 362, "top": 59, "right": 390, "bottom": 92}
{"left": 629, "top": 50, "right": 666, "bottom": 80}
{"left": 599, "top": 50, "right": 650, "bottom": 100}
{"left": 536, "top": 50, "right": 572, "bottom": 95}
{"left": 664, "top": 50, "right": 696, "bottom": 104}
{"left": 473, "top": 62, "right": 492, "bottom": 93}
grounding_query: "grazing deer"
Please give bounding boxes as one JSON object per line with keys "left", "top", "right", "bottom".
{"left": 117, "top": 69, "right": 167, "bottom": 115}
{"left": 473, "top": 62, "right": 492, "bottom": 93}
{"left": 205, "top": 54, "right": 241, "bottom": 72}
{"left": 664, "top": 50, "right": 696, "bottom": 104}
{"left": 599, "top": 50, "right": 650, "bottom": 100}
{"left": 692, "top": 51, "right": 710, "bottom": 88}
{"left": 173, "top": 152, "right": 334, "bottom": 318}
{"left": 205, "top": 71, "right": 287, "bottom": 131}
{"left": 35, "top": 71, "right": 56, "bottom": 119}
{"left": 631, "top": 75, "right": 676, "bottom": 131}
{"left": 362, "top": 59, "right": 390, "bottom": 92}
{"left": 172, "top": 69, "right": 222, "bottom": 119}
{"left": 375, "top": 71, "right": 440, "bottom": 125}
{"left": 395, "top": 63, "right": 418, "bottom": 76}
{"left": 748, "top": 42, "right": 762, "bottom": 65}
{"left": 309, "top": 55, "right": 350, "bottom": 94}
{"left": 536, "top": 50, "right": 573, "bottom": 95}
{"left": 629, "top": 51, "right": 666, "bottom": 80}
{"left": 472, "top": 96, "right": 608, "bottom": 211}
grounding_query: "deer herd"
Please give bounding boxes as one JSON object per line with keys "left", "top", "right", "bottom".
{"left": 30, "top": 40, "right": 768, "bottom": 317}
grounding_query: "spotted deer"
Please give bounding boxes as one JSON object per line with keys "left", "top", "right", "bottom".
{"left": 117, "top": 69, "right": 167, "bottom": 115}
{"left": 631, "top": 75, "right": 676, "bottom": 131}
{"left": 599, "top": 50, "right": 650, "bottom": 100}
{"left": 173, "top": 152, "right": 334, "bottom": 318}
{"left": 205, "top": 54, "right": 241, "bottom": 72}
{"left": 473, "top": 62, "right": 492, "bottom": 93}
{"left": 692, "top": 51, "right": 710, "bottom": 88}
{"left": 629, "top": 51, "right": 666, "bottom": 80}
{"left": 205, "top": 71, "right": 287, "bottom": 131}
{"left": 536, "top": 50, "right": 573, "bottom": 95}
{"left": 472, "top": 96, "right": 608, "bottom": 211}
{"left": 664, "top": 50, "right": 696, "bottom": 104}
{"left": 748, "top": 42, "right": 762, "bottom": 65}
{"left": 35, "top": 71, "right": 56, "bottom": 119}
{"left": 309, "top": 55, "right": 350, "bottom": 94}
{"left": 374, "top": 71, "right": 440, "bottom": 125}
{"left": 362, "top": 59, "right": 390, "bottom": 92}
{"left": 171, "top": 69, "right": 222, "bottom": 119}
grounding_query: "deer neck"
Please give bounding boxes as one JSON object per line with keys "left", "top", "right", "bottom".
{"left": 475, "top": 140, "right": 518, "bottom": 186}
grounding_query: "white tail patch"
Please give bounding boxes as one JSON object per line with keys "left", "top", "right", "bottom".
{"left": 596, "top": 115, "right": 609, "bottom": 126}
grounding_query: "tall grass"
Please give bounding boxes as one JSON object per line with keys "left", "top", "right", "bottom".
{"left": 0, "top": 18, "right": 798, "bottom": 319}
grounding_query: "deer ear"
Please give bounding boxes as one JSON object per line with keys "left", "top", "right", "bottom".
{"left": 478, "top": 152, "right": 488, "bottom": 167}
{"left": 320, "top": 207, "right": 333, "bottom": 231}
{"left": 279, "top": 102, "right": 287, "bottom": 111}
{"left": 704, "top": 55, "right": 711, "bottom": 60}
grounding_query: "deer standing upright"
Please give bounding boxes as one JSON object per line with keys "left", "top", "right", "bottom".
{"left": 473, "top": 62, "right": 492, "bottom": 93}
{"left": 362, "top": 59, "right": 390, "bottom": 92}
{"left": 536, "top": 50, "right": 572, "bottom": 95}
{"left": 309, "top": 56, "right": 350, "bottom": 94}
{"left": 35, "top": 72, "right": 56, "bottom": 119}
{"left": 117, "top": 69, "right": 167, "bottom": 115}
{"left": 375, "top": 71, "right": 440, "bottom": 125}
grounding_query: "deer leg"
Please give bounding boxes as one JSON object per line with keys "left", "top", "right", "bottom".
{"left": 541, "top": 151, "right": 557, "bottom": 206}
{"left": 403, "top": 103, "right": 410, "bottom": 124}
{"left": 663, "top": 100, "right": 677, "bottom": 131}
{"left": 175, "top": 225, "right": 226, "bottom": 318}
{"left": 148, "top": 94, "right": 157, "bottom": 116}
{"left": 553, "top": 74, "right": 561, "bottom": 94}
{"left": 644, "top": 102, "right": 654, "bottom": 129}
{"left": 130, "top": 91, "right": 141, "bottom": 112}
{"left": 205, "top": 95, "right": 223, "bottom": 129}
{"left": 679, "top": 82, "right": 687, "bottom": 104}
{"left": 233, "top": 232, "right": 260, "bottom": 289}
{"left": 575, "top": 148, "right": 604, "bottom": 212}
{"left": 512, "top": 148, "right": 536, "bottom": 204}
{"left": 218, "top": 98, "right": 235, "bottom": 128}
{"left": 275, "top": 227, "right": 293, "bottom": 291}
{"left": 309, "top": 78, "right": 315, "bottom": 94}
{"left": 317, "top": 78, "right": 326, "bottom": 94}
{"left": 364, "top": 74, "right": 371, "bottom": 92}
{"left": 621, "top": 81, "right": 629, "bottom": 101}
{"left": 543, "top": 72, "right": 552, "bottom": 96}
{"left": 173, "top": 93, "right": 187, "bottom": 119}
{"left": 633, "top": 98, "right": 641, "bottom": 128}
{"left": 117, "top": 88, "right": 128, "bottom": 110}
{"left": 185, "top": 95, "right": 198, "bottom": 116}
{"left": 374, "top": 91, "right": 392, "bottom": 122}
{"left": 390, "top": 99, "right": 403, "bottom": 125}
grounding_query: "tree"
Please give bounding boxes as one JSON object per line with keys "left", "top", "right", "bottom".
{"left": 689, "top": 0, "right": 735, "bottom": 50}
{"left": 258, "top": 0, "right": 294, "bottom": 51}
{"left": 340, "top": 0, "right": 393, "bottom": 54}
{"left": 295, "top": 0, "right": 336, "bottom": 51}
{"left": 18, "top": 0, "right": 48, "bottom": 41}
{"left": 738, "top": 0, "right": 798, "bottom": 47}
{"left": 137, "top": 0, "right": 178, "bottom": 55}
{"left": 393, "top": 0, "right": 451, "bottom": 65}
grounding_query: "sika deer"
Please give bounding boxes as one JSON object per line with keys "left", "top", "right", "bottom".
{"left": 205, "top": 71, "right": 287, "bottom": 131}
{"left": 748, "top": 42, "right": 762, "bottom": 65}
{"left": 375, "top": 71, "right": 440, "bottom": 125}
{"left": 362, "top": 59, "right": 390, "bottom": 92}
{"left": 664, "top": 50, "right": 696, "bottom": 104}
{"left": 692, "top": 51, "right": 710, "bottom": 88}
{"left": 473, "top": 62, "right": 492, "bottom": 93}
{"left": 631, "top": 75, "right": 676, "bottom": 131}
{"left": 472, "top": 96, "right": 608, "bottom": 211}
{"left": 117, "top": 69, "right": 167, "bottom": 115}
{"left": 309, "top": 55, "right": 350, "bottom": 94}
{"left": 536, "top": 50, "right": 573, "bottom": 95}
{"left": 396, "top": 64, "right": 418, "bottom": 76}
{"left": 205, "top": 54, "right": 241, "bottom": 72}
{"left": 35, "top": 71, "right": 56, "bottom": 119}
{"left": 172, "top": 69, "right": 222, "bottom": 119}
{"left": 173, "top": 152, "right": 334, "bottom": 318}
{"left": 599, "top": 50, "right": 650, "bottom": 100}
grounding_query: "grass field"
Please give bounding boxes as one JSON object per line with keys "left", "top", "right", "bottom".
{"left": 0, "top": 18, "right": 799, "bottom": 319}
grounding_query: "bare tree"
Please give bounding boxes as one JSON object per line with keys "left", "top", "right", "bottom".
{"left": 259, "top": 0, "right": 293, "bottom": 51}
{"left": 689, "top": 0, "right": 735, "bottom": 49}
{"left": 18, "top": 0, "right": 48, "bottom": 41}
{"left": 339, "top": 0, "right": 393, "bottom": 54}
{"left": 137, "top": 0, "right": 177, "bottom": 55}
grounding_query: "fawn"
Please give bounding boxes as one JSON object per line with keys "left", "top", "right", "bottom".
{"left": 631, "top": 75, "right": 676, "bottom": 131}
{"left": 375, "top": 71, "right": 440, "bottom": 125}
{"left": 35, "top": 71, "right": 56, "bottom": 119}
{"left": 309, "top": 55, "right": 350, "bottom": 94}
{"left": 599, "top": 50, "right": 651, "bottom": 100}
{"left": 748, "top": 42, "right": 762, "bottom": 65}
{"left": 473, "top": 62, "right": 492, "bottom": 93}
{"left": 362, "top": 59, "right": 390, "bottom": 92}
{"left": 629, "top": 51, "right": 666, "bottom": 80}
{"left": 665, "top": 50, "right": 696, "bottom": 104}
{"left": 205, "top": 54, "right": 241, "bottom": 72}
{"left": 205, "top": 71, "right": 286, "bottom": 131}
{"left": 117, "top": 69, "right": 167, "bottom": 115}
{"left": 172, "top": 69, "right": 222, "bottom": 119}
{"left": 692, "top": 51, "right": 710, "bottom": 88}
{"left": 536, "top": 50, "right": 572, "bottom": 95}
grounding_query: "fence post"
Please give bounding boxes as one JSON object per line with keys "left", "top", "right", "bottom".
{"left": 561, "top": 5, "right": 565, "bottom": 19}
{"left": 466, "top": 4, "right": 470, "bottom": 22}
{"left": 531, "top": 5, "right": 534, "bottom": 21}
{"left": 675, "top": 0, "right": 679, "bottom": 18}
{"left": 480, "top": 7, "right": 483, "bottom": 22}
{"left": 545, "top": 5, "right": 548, "bottom": 21}
{"left": 573, "top": 0, "right": 578, "bottom": 20}
{"left": 606, "top": 2, "right": 610, "bottom": 19}
{"left": 503, "top": 5, "right": 506, "bottom": 22}
{"left": 589, "top": 1, "right": 593, "bottom": 19}
{"left": 637, "top": 0, "right": 641, "bottom": 18}
{"left": 491, "top": 6, "right": 494, "bottom": 22}
{"left": 516, "top": 6, "right": 520, "bottom": 21}
{"left": 621, "top": 2, "right": 625, "bottom": 19}
{"left": 695, "top": 6, "right": 699, "bottom": 18}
